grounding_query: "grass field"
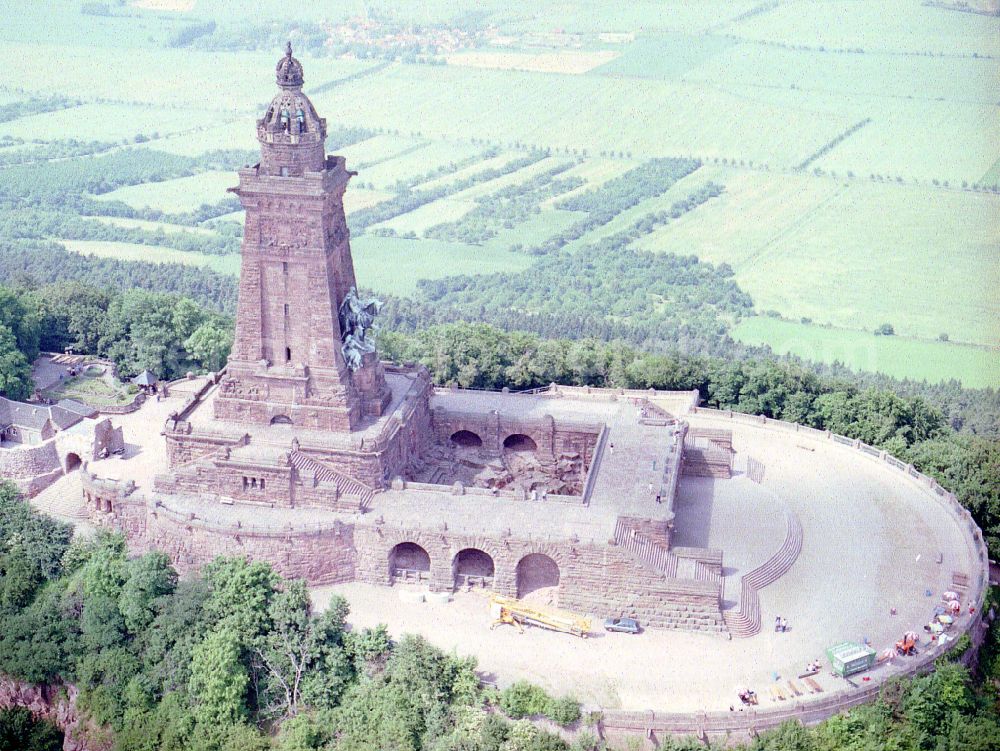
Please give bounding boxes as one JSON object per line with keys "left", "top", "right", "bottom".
{"left": 733, "top": 317, "right": 1000, "bottom": 389}
{"left": 636, "top": 174, "right": 1000, "bottom": 347}
{"left": 88, "top": 216, "right": 219, "bottom": 236}
{"left": 57, "top": 237, "right": 534, "bottom": 299}
{"left": 358, "top": 140, "right": 485, "bottom": 189}
{"left": 92, "top": 171, "right": 237, "bottom": 213}
{"left": 594, "top": 33, "right": 737, "bottom": 79}
{"left": 339, "top": 134, "right": 427, "bottom": 170}
{"left": 59, "top": 239, "right": 241, "bottom": 276}
{"left": 351, "top": 236, "right": 534, "bottom": 296}
{"left": 445, "top": 50, "right": 620, "bottom": 75}
{"left": 313, "top": 63, "right": 856, "bottom": 169}
{"left": 373, "top": 198, "right": 476, "bottom": 236}
{"left": 0, "top": 103, "right": 205, "bottom": 143}
{"left": 728, "top": 0, "right": 1000, "bottom": 57}
{"left": 343, "top": 187, "right": 394, "bottom": 215}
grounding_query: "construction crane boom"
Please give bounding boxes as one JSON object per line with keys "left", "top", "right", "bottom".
{"left": 488, "top": 594, "right": 591, "bottom": 638}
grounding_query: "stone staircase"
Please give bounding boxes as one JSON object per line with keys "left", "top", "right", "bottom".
{"left": 289, "top": 451, "right": 376, "bottom": 510}
{"left": 723, "top": 510, "right": 804, "bottom": 638}
{"left": 614, "top": 519, "right": 678, "bottom": 577}
{"left": 28, "top": 471, "right": 88, "bottom": 523}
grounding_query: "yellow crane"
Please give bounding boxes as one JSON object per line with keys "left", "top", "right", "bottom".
{"left": 488, "top": 594, "right": 591, "bottom": 638}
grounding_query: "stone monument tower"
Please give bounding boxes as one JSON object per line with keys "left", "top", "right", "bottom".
{"left": 214, "top": 44, "right": 391, "bottom": 431}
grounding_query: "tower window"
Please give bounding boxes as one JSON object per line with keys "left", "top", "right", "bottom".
{"left": 285, "top": 347, "right": 292, "bottom": 363}
{"left": 282, "top": 262, "right": 288, "bottom": 274}
{"left": 280, "top": 166, "right": 289, "bottom": 177}
{"left": 284, "top": 303, "right": 289, "bottom": 316}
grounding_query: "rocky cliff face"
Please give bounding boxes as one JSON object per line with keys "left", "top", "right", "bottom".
{"left": 0, "top": 678, "right": 112, "bottom": 751}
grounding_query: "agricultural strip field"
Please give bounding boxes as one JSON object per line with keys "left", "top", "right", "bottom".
{"left": 539, "top": 157, "right": 639, "bottom": 207}
{"left": 312, "top": 63, "right": 857, "bottom": 169}
{"left": 58, "top": 240, "right": 241, "bottom": 276}
{"left": 88, "top": 216, "right": 219, "bottom": 236}
{"left": 0, "top": 42, "right": 375, "bottom": 110}
{"left": 733, "top": 317, "right": 1000, "bottom": 389}
{"left": 0, "top": 103, "right": 207, "bottom": 143}
{"left": 92, "top": 171, "right": 238, "bottom": 213}
{"left": 563, "top": 165, "right": 722, "bottom": 251}
{"left": 358, "top": 140, "right": 485, "bottom": 190}
{"left": 635, "top": 174, "right": 1000, "bottom": 347}
{"left": 414, "top": 151, "right": 529, "bottom": 192}
{"left": 57, "top": 237, "right": 534, "bottom": 299}
{"left": 341, "top": 236, "right": 535, "bottom": 297}
{"left": 726, "top": 0, "right": 1000, "bottom": 56}
{"left": 444, "top": 50, "right": 621, "bottom": 75}
{"left": 337, "top": 134, "right": 427, "bottom": 170}
{"left": 372, "top": 199, "right": 476, "bottom": 236}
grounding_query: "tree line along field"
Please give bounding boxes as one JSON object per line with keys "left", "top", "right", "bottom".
{"left": 0, "top": 1, "right": 996, "bottom": 388}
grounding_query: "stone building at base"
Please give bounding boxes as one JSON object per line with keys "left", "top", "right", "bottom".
{"left": 81, "top": 47, "right": 731, "bottom": 635}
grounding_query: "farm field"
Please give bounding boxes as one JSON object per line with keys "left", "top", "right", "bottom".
{"left": 358, "top": 140, "right": 484, "bottom": 189}
{"left": 0, "top": 103, "right": 205, "bottom": 143}
{"left": 727, "top": 0, "right": 1000, "bottom": 56}
{"left": 351, "top": 236, "right": 534, "bottom": 297}
{"left": 635, "top": 174, "right": 1000, "bottom": 347}
{"left": 733, "top": 317, "right": 1000, "bottom": 389}
{"left": 58, "top": 239, "right": 241, "bottom": 277}
{"left": 92, "top": 171, "right": 237, "bottom": 213}
{"left": 0, "top": 0, "right": 994, "bottom": 387}
{"left": 373, "top": 198, "right": 476, "bottom": 236}
{"left": 444, "top": 49, "right": 620, "bottom": 75}
{"left": 337, "top": 134, "right": 427, "bottom": 170}
{"left": 0, "top": 42, "right": 374, "bottom": 110}
{"left": 414, "top": 151, "right": 528, "bottom": 192}
{"left": 343, "top": 187, "right": 394, "bottom": 215}
{"left": 318, "top": 64, "right": 856, "bottom": 168}
{"left": 88, "top": 216, "right": 219, "bottom": 236}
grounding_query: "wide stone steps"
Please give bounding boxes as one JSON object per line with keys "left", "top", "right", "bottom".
{"left": 723, "top": 510, "right": 804, "bottom": 638}
{"left": 28, "top": 471, "right": 87, "bottom": 522}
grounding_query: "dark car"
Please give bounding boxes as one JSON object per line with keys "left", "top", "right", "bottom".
{"left": 604, "top": 617, "right": 641, "bottom": 634}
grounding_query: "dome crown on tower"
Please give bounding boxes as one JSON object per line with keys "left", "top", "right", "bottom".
{"left": 276, "top": 41, "right": 304, "bottom": 89}
{"left": 256, "top": 43, "right": 328, "bottom": 176}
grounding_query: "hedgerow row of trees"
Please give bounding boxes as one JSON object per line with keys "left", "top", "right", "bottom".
{"left": 424, "top": 163, "right": 584, "bottom": 245}
{"left": 350, "top": 151, "right": 551, "bottom": 233}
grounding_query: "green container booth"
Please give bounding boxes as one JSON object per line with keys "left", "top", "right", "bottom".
{"left": 826, "top": 642, "right": 876, "bottom": 677}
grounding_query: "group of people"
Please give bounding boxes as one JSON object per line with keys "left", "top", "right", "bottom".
{"left": 774, "top": 616, "right": 790, "bottom": 632}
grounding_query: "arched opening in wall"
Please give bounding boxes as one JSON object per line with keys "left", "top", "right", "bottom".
{"left": 65, "top": 453, "right": 82, "bottom": 472}
{"left": 270, "top": 415, "right": 293, "bottom": 426}
{"left": 516, "top": 553, "right": 560, "bottom": 603}
{"left": 450, "top": 430, "right": 483, "bottom": 448}
{"left": 389, "top": 542, "right": 430, "bottom": 584}
{"left": 453, "top": 548, "right": 494, "bottom": 590}
{"left": 503, "top": 434, "right": 537, "bottom": 452}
